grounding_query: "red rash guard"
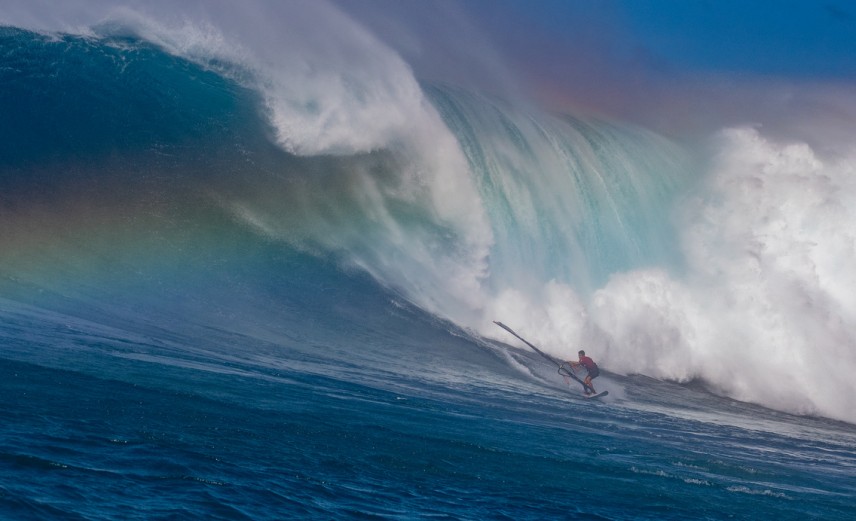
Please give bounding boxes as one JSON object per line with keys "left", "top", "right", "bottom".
{"left": 579, "top": 355, "right": 598, "bottom": 374}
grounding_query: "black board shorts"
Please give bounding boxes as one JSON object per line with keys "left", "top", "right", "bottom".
{"left": 587, "top": 366, "right": 600, "bottom": 378}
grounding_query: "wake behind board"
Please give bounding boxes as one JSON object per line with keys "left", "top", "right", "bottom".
{"left": 584, "top": 391, "right": 609, "bottom": 399}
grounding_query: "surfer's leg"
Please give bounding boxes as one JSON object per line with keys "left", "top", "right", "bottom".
{"left": 584, "top": 375, "right": 595, "bottom": 394}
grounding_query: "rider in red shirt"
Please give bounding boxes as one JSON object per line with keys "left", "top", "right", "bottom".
{"left": 570, "top": 350, "right": 600, "bottom": 395}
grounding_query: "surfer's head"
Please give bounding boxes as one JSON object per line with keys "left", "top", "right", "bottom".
{"left": 578, "top": 350, "right": 585, "bottom": 357}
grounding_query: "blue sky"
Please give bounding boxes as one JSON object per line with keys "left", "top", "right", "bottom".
{"left": 622, "top": 0, "right": 856, "bottom": 77}
{"left": 487, "top": 0, "right": 856, "bottom": 141}
{"left": 493, "top": 0, "right": 856, "bottom": 77}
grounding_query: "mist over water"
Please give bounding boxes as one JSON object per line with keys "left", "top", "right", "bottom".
{"left": 3, "top": 1, "right": 856, "bottom": 425}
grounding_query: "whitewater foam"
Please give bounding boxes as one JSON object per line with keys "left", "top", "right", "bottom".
{"left": 589, "top": 128, "right": 856, "bottom": 423}
{"left": 481, "top": 125, "right": 856, "bottom": 425}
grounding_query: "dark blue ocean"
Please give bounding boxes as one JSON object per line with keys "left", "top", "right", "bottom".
{"left": 2, "top": 23, "right": 855, "bottom": 521}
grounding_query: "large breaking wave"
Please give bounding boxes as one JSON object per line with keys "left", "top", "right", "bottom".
{"left": 2, "top": 1, "right": 855, "bottom": 424}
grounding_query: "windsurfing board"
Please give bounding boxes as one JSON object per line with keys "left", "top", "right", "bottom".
{"left": 584, "top": 391, "right": 609, "bottom": 399}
